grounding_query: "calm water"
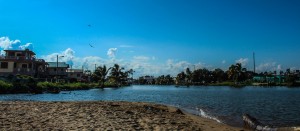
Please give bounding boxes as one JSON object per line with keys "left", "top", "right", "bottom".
{"left": 1, "top": 85, "right": 300, "bottom": 127}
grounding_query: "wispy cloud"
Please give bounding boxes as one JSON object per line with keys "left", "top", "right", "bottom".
{"left": 256, "top": 62, "right": 283, "bottom": 72}
{"left": 235, "top": 58, "right": 249, "bottom": 67}
{"left": 119, "top": 45, "right": 134, "bottom": 48}
{"left": 107, "top": 48, "right": 117, "bottom": 58}
{"left": 222, "top": 60, "right": 226, "bottom": 64}
{"left": 19, "top": 43, "right": 33, "bottom": 50}
{"left": 133, "top": 56, "right": 150, "bottom": 61}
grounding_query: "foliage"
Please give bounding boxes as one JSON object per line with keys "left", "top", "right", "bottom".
{"left": 93, "top": 65, "right": 111, "bottom": 88}
{"left": 92, "top": 64, "right": 133, "bottom": 87}
{"left": 37, "top": 82, "right": 98, "bottom": 91}
{"left": 0, "top": 80, "right": 13, "bottom": 94}
{"left": 11, "top": 75, "right": 42, "bottom": 94}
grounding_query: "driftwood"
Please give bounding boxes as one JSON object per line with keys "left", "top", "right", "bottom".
{"left": 242, "top": 114, "right": 277, "bottom": 131}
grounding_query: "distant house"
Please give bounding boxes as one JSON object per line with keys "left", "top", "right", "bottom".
{"left": 0, "top": 49, "right": 48, "bottom": 78}
{"left": 67, "top": 69, "right": 84, "bottom": 82}
{"left": 253, "top": 75, "right": 285, "bottom": 84}
{"left": 46, "top": 62, "right": 69, "bottom": 79}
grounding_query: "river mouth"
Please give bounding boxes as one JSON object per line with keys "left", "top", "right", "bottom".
{"left": 1, "top": 85, "right": 300, "bottom": 127}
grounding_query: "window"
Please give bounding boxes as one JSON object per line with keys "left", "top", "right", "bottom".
{"left": 22, "top": 64, "right": 27, "bottom": 68}
{"left": 0, "top": 62, "right": 8, "bottom": 69}
{"left": 29, "top": 63, "right": 32, "bottom": 68}
{"left": 14, "top": 63, "right": 17, "bottom": 68}
{"left": 77, "top": 74, "right": 81, "bottom": 77}
{"left": 61, "top": 69, "right": 64, "bottom": 71}
{"left": 54, "top": 68, "right": 57, "bottom": 71}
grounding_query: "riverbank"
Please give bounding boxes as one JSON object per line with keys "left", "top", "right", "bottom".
{"left": 0, "top": 101, "right": 246, "bottom": 130}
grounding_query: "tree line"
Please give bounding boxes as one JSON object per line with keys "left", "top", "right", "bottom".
{"left": 137, "top": 63, "right": 300, "bottom": 86}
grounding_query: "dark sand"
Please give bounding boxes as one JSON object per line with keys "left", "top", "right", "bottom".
{"left": 0, "top": 101, "right": 251, "bottom": 130}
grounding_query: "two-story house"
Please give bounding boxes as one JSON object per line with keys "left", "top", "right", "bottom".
{"left": 0, "top": 49, "right": 48, "bottom": 77}
{"left": 46, "top": 62, "right": 69, "bottom": 79}
{"left": 67, "top": 69, "right": 84, "bottom": 82}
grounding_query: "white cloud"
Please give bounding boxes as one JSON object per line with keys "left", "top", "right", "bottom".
{"left": 0, "top": 37, "right": 21, "bottom": 54}
{"left": 235, "top": 58, "right": 249, "bottom": 67}
{"left": 19, "top": 43, "right": 33, "bottom": 50}
{"left": 40, "top": 48, "right": 211, "bottom": 77}
{"left": 119, "top": 45, "right": 134, "bottom": 48}
{"left": 133, "top": 56, "right": 150, "bottom": 61}
{"left": 41, "top": 48, "right": 105, "bottom": 70}
{"left": 0, "top": 36, "right": 36, "bottom": 55}
{"left": 107, "top": 48, "right": 117, "bottom": 58}
{"left": 277, "top": 65, "right": 282, "bottom": 70}
{"left": 256, "top": 62, "right": 283, "bottom": 72}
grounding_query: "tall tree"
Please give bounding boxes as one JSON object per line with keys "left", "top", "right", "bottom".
{"left": 94, "top": 65, "right": 111, "bottom": 88}
{"left": 185, "top": 68, "right": 192, "bottom": 85}
{"left": 110, "top": 64, "right": 124, "bottom": 86}
{"left": 228, "top": 63, "right": 242, "bottom": 83}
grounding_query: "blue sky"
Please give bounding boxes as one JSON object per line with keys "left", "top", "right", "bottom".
{"left": 1, "top": 0, "right": 300, "bottom": 76}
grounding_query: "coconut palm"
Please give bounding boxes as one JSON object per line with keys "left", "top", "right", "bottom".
{"left": 94, "top": 65, "right": 111, "bottom": 88}
{"left": 185, "top": 68, "right": 192, "bottom": 85}
{"left": 176, "top": 71, "right": 186, "bottom": 85}
{"left": 110, "top": 64, "right": 124, "bottom": 86}
{"left": 228, "top": 63, "right": 242, "bottom": 83}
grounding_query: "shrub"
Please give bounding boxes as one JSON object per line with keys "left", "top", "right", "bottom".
{"left": 0, "top": 80, "right": 13, "bottom": 94}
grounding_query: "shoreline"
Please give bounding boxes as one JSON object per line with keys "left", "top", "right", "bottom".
{"left": 0, "top": 101, "right": 247, "bottom": 130}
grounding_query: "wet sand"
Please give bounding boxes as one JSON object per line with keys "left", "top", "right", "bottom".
{"left": 0, "top": 101, "right": 247, "bottom": 130}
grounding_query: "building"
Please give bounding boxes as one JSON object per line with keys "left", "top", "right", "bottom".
{"left": 0, "top": 49, "right": 48, "bottom": 77}
{"left": 47, "top": 62, "right": 69, "bottom": 79}
{"left": 67, "top": 69, "right": 84, "bottom": 82}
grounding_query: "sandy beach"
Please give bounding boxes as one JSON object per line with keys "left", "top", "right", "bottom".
{"left": 0, "top": 101, "right": 247, "bottom": 130}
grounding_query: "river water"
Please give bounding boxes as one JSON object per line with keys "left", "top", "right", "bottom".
{"left": 1, "top": 85, "right": 300, "bottom": 127}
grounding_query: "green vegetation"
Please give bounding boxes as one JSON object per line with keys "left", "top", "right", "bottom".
{"left": 0, "top": 75, "right": 42, "bottom": 94}
{"left": 92, "top": 64, "right": 133, "bottom": 88}
{"left": 0, "top": 63, "right": 133, "bottom": 94}
{"left": 138, "top": 62, "right": 300, "bottom": 87}
{"left": 37, "top": 82, "right": 98, "bottom": 92}
{"left": 0, "top": 77, "right": 98, "bottom": 94}
{"left": 0, "top": 80, "right": 13, "bottom": 94}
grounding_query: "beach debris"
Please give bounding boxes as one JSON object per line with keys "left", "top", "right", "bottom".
{"left": 175, "top": 109, "right": 184, "bottom": 115}
{"left": 143, "top": 105, "right": 166, "bottom": 113}
{"left": 242, "top": 114, "right": 277, "bottom": 131}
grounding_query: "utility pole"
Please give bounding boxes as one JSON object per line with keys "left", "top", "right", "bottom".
{"left": 253, "top": 52, "right": 256, "bottom": 74}
{"left": 56, "top": 55, "right": 64, "bottom": 82}
{"left": 56, "top": 55, "right": 58, "bottom": 82}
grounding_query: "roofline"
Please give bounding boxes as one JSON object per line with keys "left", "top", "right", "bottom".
{"left": 4, "top": 49, "right": 36, "bottom": 55}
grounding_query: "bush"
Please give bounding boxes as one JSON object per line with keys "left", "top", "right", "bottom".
{"left": 37, "top": 82, "right": 60, "bottom": 93}
{"left": 37, "top": 82, "right": 97, "bottom": 92}
{"left": 0, "top": 80, "right": 13, "bottom": 94}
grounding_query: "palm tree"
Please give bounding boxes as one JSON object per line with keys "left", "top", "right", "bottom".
{"left": 176, "top": 71, "right": 186, "bottom": 85}
{"left": 126, "top": 69, "right": 134, "bottom": 84}
{"left": 228, "top": 63, "right": 242, "bottom": 83}
{"left": 185, "top": 68, "right": 192, "bottom": 85}
{"left": 110, "top": 64, "right": 124, "bottom": 86}
{"left": 94, "top": 65, "right": 111, "bottom": 88}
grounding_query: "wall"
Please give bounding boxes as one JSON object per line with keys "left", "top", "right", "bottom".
{"left": 0, "top": 61, "right": 14, "bottom": 73}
